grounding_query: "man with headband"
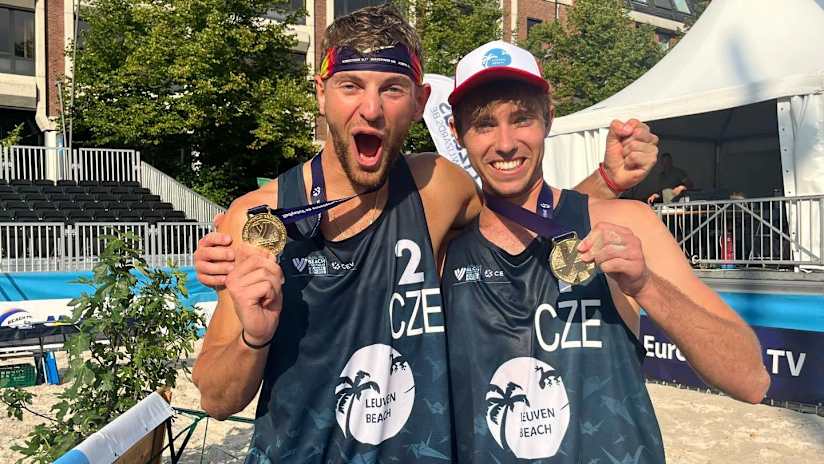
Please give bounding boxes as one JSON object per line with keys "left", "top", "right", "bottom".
{"left": 442, "top": 41, "right": 769, "bottom": 462}
{"left": 192, "top": 6, "right": 659, "bottom": 463}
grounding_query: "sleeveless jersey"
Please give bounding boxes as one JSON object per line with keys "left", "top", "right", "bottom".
{"left": 246, "top": 158, "right": 452, "bottom": 463}
{"left": 443, "top": 190, "right": 665, "bottom": 463}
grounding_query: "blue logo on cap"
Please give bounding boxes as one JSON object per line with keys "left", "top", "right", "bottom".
{"left": 481, "top": 48, "right": 511, "bottom": 68}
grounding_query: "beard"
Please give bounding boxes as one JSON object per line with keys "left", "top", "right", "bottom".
{"left": 328, "top": 123, "right": 405, "bottom": 191}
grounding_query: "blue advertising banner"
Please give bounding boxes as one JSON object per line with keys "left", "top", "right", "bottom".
{"left": 640, "top": 316, "right": 823, "bottom": 404}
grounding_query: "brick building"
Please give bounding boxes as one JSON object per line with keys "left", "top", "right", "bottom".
{"left": 304, "top": 0, "right": 695, "bottom": 72}
{"left": 0, "top": 0, "right": 694, "bottom": 146}
{"left": 0, "top": 0, "right": 73, "bottom": 147}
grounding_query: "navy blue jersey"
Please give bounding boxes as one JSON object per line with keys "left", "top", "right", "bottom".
{"left": 247, "top": 158, "right": 452, "bottom": 463}
{"left": 443, "top": 190, "right": 665, "bottom": 463}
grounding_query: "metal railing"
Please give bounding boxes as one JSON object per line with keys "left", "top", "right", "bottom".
{"left": 140, "top": 162, "right": 225, "bottom": 223}
{"left": 0, "top": 145, "right": 56, "bottom": 180}
{"left": 1, "top": 145, "right": 140, "bottom": 183}
{"left": 1, "top": 145, "right": 226, "bottom": 225}
{"left": 654, "top": 195, "right": 824, "bottom": 268}
{"left": 0, "top": 222, "right": 213, "bottom": 273}
{"left": 60, "top": 147, "right": 142, "bottom": 183}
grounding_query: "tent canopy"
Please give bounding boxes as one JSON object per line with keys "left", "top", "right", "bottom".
{"left": 549, "top": 0, "right": 824, "bottom": 137}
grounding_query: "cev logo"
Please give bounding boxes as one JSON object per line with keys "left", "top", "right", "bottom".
{"left": 482, "top": 48, "right": 511, "bottom": 68}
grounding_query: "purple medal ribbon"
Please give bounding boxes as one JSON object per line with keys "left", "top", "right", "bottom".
{"left": 483, "top": 183, "right": 569, "bottom": 238}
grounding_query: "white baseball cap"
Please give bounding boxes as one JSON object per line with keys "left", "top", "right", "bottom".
{"left": 448, "top": 40, "right": 549, "bottom": 106}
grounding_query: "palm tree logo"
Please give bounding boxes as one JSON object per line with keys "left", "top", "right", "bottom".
{"left": 487, "top": 381, "right": 530, "bottom": 452}
{"left": 336, "top": 370, "right": 381, "bottom": 439}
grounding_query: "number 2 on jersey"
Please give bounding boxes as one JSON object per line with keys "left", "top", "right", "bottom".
{"left": 395, "top": 239, "right": 425, "bottom": 285}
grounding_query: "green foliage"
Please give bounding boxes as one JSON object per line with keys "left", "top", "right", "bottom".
{"left": 1, "top": 388, "right": 34, "bottom": 421}
{"left": 68, "top": 0, "right": 317, "bottom": 203}
{"left": 684, "top": 0, "right": 711, "bottom": 29}
{"left": 1, "top": 232, "right": 203, "bottom": 463}
{"left": 415, "top": 0, "right": 502, "bottom": 76}
{"left": 0, "top": 123, "right": 25, "bottom": 148}
{"left": 403, "top": 0, "right": 503, "bottom": 153}
{"left": 522, "top": 0, "right": 663, "bottom": 117}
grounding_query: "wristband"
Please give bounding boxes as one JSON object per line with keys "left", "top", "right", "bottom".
{"left": 598, "top": 162, "right": 625, "bottom": 195}
{"left": 241, "top": 330, "right": 273, "bottom": 350}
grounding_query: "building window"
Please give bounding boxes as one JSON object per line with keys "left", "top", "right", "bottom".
{"left": 656, "top": 30, "right": 674, "bottom": 50}
{"left": 526, "top": 17, "right": 543, "bottom": 36}
{"left": 76, "top": 19, "right": 91, "bottom": 51}
{"left": 652, "top": 0, "right": 673, "bottom": 9}
{"left": 671, "top": 0, "right": 691, "bottom": 14}
{"left": 335, "top": 0, "right": 388, "bottom": 19}
{"left": 0, "top": 7, "right": 35, "bottom": 76}
{"left": 266, "top": 0, "right": 307, "bottom": 25}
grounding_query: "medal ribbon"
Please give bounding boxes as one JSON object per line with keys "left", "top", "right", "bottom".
{"left": 247, "top": 153, "right": 380, "bottom": 229}
{"left": 483, "top": 183, "right": 570, "bottom": 239}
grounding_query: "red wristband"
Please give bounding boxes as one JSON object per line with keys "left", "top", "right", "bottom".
{"left": 598, "top": 162, "right": 624, "bottom": 195}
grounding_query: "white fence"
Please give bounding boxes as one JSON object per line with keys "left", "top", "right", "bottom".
{"left": 654, "top": 195, "right": 824, "bottom": 268}
{"left": 0, "top": 145, "right": 53, "bottom": 180}
{"left": 140, "top": 162, "right": 225, "bottom": 223}
{"left": 61, "top": 147, "right": 142, "bottom": 182}
{"left": 1, "top": 145, "right": 226, "bottom": 224}
{"left": 0, "top": 222, "right": 213, "bottom": 273}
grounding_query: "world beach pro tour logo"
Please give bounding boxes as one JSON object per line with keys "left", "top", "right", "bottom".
{"left": 487, "top": 357, "right": 570, "bottom": 459}
{"left": 335, "top": 344, "right": 415, "bottom": 445}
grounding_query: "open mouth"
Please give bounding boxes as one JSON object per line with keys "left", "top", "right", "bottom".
{"left": 490, "top": 158, "right": 526, "bottom": 172}
{"left": 353, "top": 133, "right": 384, "bottom": 169}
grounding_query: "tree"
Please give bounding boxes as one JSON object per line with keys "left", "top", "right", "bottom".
{"left": 68, "top": 0, "right": 317, "bottom": 206}
{"left": 0, "top": 123, "right": 25, "bottom": 148}
{"left": 487, "top": 382, "right": 530, "bottom": 452}
{"left": 1, "top": 233, "right": 204, "bottom": 463}
{"left": 335, "top": 370, "right": 380, "bottom": 439}
{"left": 403, "top": 0, "right": 503, "bottom": 154}
{"left": 683, "top": 0, "right": 711, "bottom": 29}
{"left": 522, "top": 0, "right": 663, "bottom": 117}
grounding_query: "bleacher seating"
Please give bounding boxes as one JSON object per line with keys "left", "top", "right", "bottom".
{"left": 0, "top": 179, "right": 193, "bottom": 225}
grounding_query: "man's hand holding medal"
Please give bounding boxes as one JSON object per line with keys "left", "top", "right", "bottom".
{"left": 225, "top": 243, "right": 284, "bottom": 349}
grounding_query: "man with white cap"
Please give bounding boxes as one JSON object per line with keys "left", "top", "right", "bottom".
{"left": 442, "top": 40, "right": 770, "bottom": 462}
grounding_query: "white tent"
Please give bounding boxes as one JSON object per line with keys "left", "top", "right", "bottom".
{"left": 544, "top": 0, "right": 824, "bottom": 202}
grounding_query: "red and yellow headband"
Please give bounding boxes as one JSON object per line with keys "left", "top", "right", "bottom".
{"left": 319, "top": 44, "right": 423, "bottom": 85}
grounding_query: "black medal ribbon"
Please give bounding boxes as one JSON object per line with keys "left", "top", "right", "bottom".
{"left": 246, "top": 152, "right": 380, "bottom": 231}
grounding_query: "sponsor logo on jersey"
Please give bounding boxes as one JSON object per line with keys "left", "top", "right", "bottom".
{"left": 453, "top": 265, "right": 505, "bottom": 282}
{"left": 465, "top": 265, "right": 481, "bottom": 282}
{"left": 305, "top": 256, "right": 327, "bottom": 275}
{"left": 335, "top": 344, "right": 415, "bottom": 445}
{"left": 484, "top": 268, "right": 504, "bottom": 279}
{"left": 294, "top": 255, "right": 354, "bottom": 274}
{"left": 486, "top": 357, "right": 570, "bottom": 459}
{"left": 330, "top": 261, "right": 356, "bottom": 271}
{"left": 292, "top": 257, "right": 307, "bottom": 272}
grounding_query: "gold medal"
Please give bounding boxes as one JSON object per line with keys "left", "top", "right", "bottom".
{"left": 242, "top": 212, "right": 287, "bottom": 255}
{"left": 549, "top": 232, "right": 596, "bottom": 286}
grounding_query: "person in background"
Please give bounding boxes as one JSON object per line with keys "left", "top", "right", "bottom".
{"left": 646, "top": 152, "right": 692, "bottom": 204}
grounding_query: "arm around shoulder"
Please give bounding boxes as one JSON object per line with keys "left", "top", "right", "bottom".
{"left": 408, "top": 153, "right": 481, "bottom": 231}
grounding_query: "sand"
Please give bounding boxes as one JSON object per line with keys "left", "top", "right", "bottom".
{"left": 1, "top": 345, "right": 821, "bottom": 463}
